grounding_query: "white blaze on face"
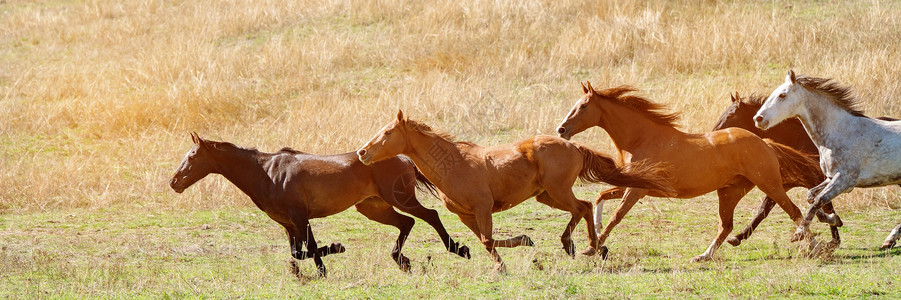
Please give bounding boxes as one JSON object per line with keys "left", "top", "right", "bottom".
{"left": 559, "top": 98, "right": 582, "bottom": 129}
{"left": 366, "top": 123, "right": 392, "bottom": 146}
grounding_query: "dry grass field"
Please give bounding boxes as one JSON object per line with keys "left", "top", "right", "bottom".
{"left": 2, "top": 0, "right": 901, "bottom": 297}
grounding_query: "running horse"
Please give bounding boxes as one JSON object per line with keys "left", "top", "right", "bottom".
{"left": 357, "top": 111, "right": 672, "bottom": 272}
{"left": 556, "top": 83, "right": 816, "bottom": 262}
{"left": 754, "top": 70, "right": 901, "bottom": 249}
{"left": 169, "top": 133, "right": 470, "bottom": 277}
{"left": 713, "top": 92, "right": 846, "bottom": 249}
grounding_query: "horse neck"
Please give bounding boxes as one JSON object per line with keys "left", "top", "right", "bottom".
{"left": 211, "top": 147, "right": 272, "bottom": 201}
{"left": 795, "top": 91, "right": 859, "bottom": 150}
{"left": 598, "top": 103, "right": 682, "bottom": 152}
{"left": 402, "top": 130, "right": 465, "bottom": 187}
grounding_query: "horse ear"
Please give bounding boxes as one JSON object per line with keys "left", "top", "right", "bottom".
{"left": 586, "top": 81, "right": 595, "bottom": 93}
{"left": 730, "top": 93, "right": 738, "bottom": 103}
{"left": 788, "top": 70, "right": 797, "bottom": 84}
{"left": 581, "top": 82, "right": 588, "bottom": 94}
{"left": 190, "top": 132, "right": 199, "bottom": 144}
{"left": 396, "top": 110, "right": 405, "bottom": 123}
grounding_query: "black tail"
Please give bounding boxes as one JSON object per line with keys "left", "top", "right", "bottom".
{"left": 397, "top": 155, "right": 439, "bottom": 199}
{"left": 413, "top": 165, "right": 440, "bottom": 199}
{"left": 574, "top": 143, "right": 674, "bottom": 195}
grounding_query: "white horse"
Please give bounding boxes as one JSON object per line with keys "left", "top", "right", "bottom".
{"left": 754, "top": 70, "right": 901, "bottom": 249}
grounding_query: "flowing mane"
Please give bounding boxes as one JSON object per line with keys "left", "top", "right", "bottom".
{"left": 741, "top": 93, "right": 768, "bottom": 106}
{"left": 796, "top": 75, "right": 866, "bottom": 117}
{"left": 594, "top": 86, "right": 682, "bottom": 128}
{"left": 405, "top": 118, "right": 476, "bottom": 146}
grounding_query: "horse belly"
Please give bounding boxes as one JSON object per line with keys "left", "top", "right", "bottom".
{"left": 301, "top": 180, "right": 375, "bottom": 218}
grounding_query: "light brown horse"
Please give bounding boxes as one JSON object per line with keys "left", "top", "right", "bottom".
{"left": 356, "top": 111, "right": 672, "bottom": 272}
{"left": 169, "top": 133, "right": 470, "bottom": 277}
{"left": 555, "top": 83, "right": 817, "bottom": 262}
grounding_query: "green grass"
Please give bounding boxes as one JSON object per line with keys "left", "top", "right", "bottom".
{"left": 2, "top": 188, "right": 900, "bottom": 298}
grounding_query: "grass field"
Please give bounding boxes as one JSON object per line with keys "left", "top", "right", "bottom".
{"left": 3, "top": 0, "right": 901, "bottom": 297}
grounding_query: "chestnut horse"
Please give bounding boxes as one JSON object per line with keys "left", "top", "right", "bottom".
{"left": 556, "top": 83, "right": 816, "bottom": 262}
{"left": 713, "top": 92, "right": 844, "bottom": 249}
{"left": 357, "top": 111, "right": 672, "bottom": 272}
{"left": 169, "top": 133, "right": 470, "bottom": 277}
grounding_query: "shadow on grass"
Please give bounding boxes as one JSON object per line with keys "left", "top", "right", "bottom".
{"left": 831, "top": 247, "right": 901, "bottom": 260}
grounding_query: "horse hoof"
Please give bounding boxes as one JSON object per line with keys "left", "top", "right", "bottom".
{"left": 523, "top": 236, "right": 535, "bottom": 247}
{"left": 791, "top": 227, "right": 810, "bottom": 243}
{"left": 457, "top": 245, "right": 472, "bottom": 259}
{"left": 288, "top": 260, "right": 300, "bottom": 277}
{"left": 581, "top": 247, "right": 597, "bottom": 256}
{"left": 330, "top": 243, "right": 346, "bottom": 254}
{"left": 690, "top": 255, "right": 710, "bottom": 263}
{"left": 726, "top": 236, "right": 741, "bottom": 247}
{"left": 599, "top": 246, "right": 609, "bottom": 260}
{"left": 493, "top": 263, "right": 508, "bottom": 274}
{"left": 880, "top": 240, "right": 896, "bottom": 250}
{"left": 396, "top": 255, "right": 412, "bottom": 272}
{"left": 563, "top": 241, "right": 576, "bottom": 258}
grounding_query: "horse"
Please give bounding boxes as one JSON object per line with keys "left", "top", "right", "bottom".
{"left": 356, "top": 111, "right": 673, "bottom": 272}
{"left": 555, "top": 82, "right": 819, "bottom": 262}
{"left": 713, "top": 92, "right": 845, "bottom": 249}
{"left": 169, "top": 133, "right": 470, "bottom": 277}
{"left": 754, "top": 70, "right": 901, "bottom": 249}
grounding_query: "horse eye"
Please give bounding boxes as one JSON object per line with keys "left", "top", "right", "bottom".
{"left": 580, "top": 103, "right": 588, "bottom": 109}
{"left": 384, "top": 130, "right": 392, "bottom": 135}
{"left": 778, "top": 93, "right": 786, "bottom": 98}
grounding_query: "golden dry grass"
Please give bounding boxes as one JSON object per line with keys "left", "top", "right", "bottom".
{"left": 2, "top": 0, "right": 901, "bottom": 211}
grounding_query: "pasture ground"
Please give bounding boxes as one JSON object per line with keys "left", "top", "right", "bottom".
{"left": 3, "top": 187, "right": 901, "bottom": 298}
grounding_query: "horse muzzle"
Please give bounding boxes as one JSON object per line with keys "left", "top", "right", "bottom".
{"left": 169, "top": 177, "right": 185, "bottom": 193}
{"left": 753, "top": 115, "right": 770, "bottom": 130}
{"left": 357, "top": 149, "right": 374, "bottom": 165}
{"left": 556, "top": 127, "right": 572, "bottom": 140}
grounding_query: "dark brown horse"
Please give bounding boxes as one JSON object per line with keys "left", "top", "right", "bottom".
{"left": 169, "top": 133, "right": 469, "bottom": 277}
{"left": 714, "top": 92, "right": 898, "bottom": 249}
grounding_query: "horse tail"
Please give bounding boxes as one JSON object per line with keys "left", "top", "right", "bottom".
{"left": 574, "top": 143, "right": 674, "bottom": 195}
{"left": 763, "top": 139, "right": 823, "bottom": 188}
{"left": 394, "top": 155, "right": 440, "bottom": 199}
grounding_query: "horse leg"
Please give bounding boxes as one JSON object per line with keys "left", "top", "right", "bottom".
{"left": 792, "top": 175, "right": 855, "bottom": 243}
{"left": 727, "top": 195, "right": 776, "bottom": 247}
{"left": 458, "top": 212, "right": 509, "bottom": 273}
{"left": 355, "top": 198, "right": 415, "bottom": 272}
{"left": 881, "top": 222, "right": 901, "bottom": 249}
{"left": 816, "top": 202, "right": 843, "bottom": 227}
{"left": 817, "top": 202, "right": 843, "bottom": 250}
{"left": 536, "top": 191, "right": 595, "bottom": 258}
{"left": 692, "top": 182, "right": 752, "bottom": 262}
{"left": 284, "top": 224, "right": 344, "bottom": 262}
{"left": 383, "top": 190, "right": 471, "bottom": 259}
{"left": 594, "top": 187, "right": 627, "bottom": 235}
{"left": 289, "top": 216, "right": 328, "bottom": 277}
{"left": 597, "top": 188, "right": 649, "bottom": 252}
{"left": 283, "top": 226, "right": 302, "bottom": 277}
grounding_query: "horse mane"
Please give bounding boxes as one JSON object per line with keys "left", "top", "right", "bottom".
{"left": 277, "top": 147, "right": 308, "bottom": 154}
{"left": 741, "top": 93, "right": 768, "bottom": 106}
{"left": 594, "top": 85, "right": 682, "bottom": 128}
{"left": 203, "top": 140, "right": 262, "bottom": 155}
{"left": 405, "top": 118, "right": 476, "bottom": 146}
{"left": 795, "top": 75, "right": 866, "bottom": 117}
